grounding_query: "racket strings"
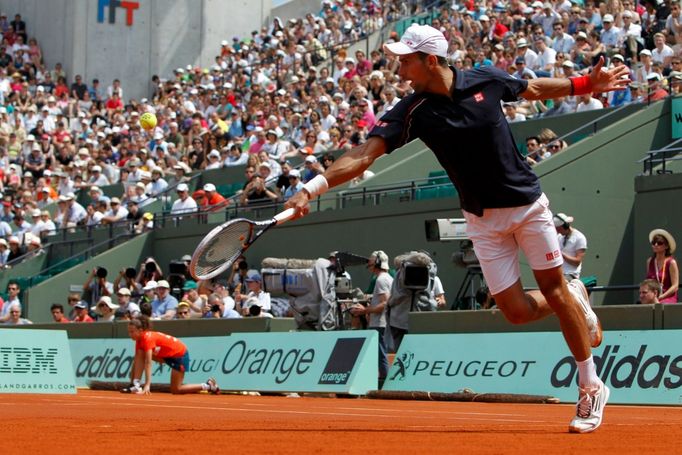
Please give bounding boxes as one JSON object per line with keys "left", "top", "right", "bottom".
{"left": 193, "top": 221, "right": 253, "bottom": 279}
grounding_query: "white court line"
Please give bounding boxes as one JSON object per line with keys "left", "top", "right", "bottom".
{"left": 68, "top": 395, "right": 531, "bottom": 418}
{"left": 7, "top": 397, "right": 682, "bottom": 427}
{"left": 29, "top": 399, "right": 550, "bottom": 423}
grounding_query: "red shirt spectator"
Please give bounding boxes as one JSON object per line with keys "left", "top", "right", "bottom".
{"left": 73, "top": 302, "right": 94, "bottom": 322}
{"left": 202, "top": 184, "right": 227, "bottom": 211}
{"left": 106, "top": 94, "right": 123, "bottom": 111}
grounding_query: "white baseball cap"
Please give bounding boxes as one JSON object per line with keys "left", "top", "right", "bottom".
{"left": 176, "top": 183, "right": 189, "bottom": 192}
{"left": 203, "top": 183, "right": 216, "bottom": 192}
{"left": 383, "top": 24, "right": 448, "bottom": 58}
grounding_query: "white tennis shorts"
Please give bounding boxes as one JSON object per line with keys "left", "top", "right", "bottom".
{"left": 462, "top": 193, "right": 563, "bottom": 295}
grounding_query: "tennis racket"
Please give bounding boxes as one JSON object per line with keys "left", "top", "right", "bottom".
{"left": 189, "top": 208, "right": 296, "bottom": 280}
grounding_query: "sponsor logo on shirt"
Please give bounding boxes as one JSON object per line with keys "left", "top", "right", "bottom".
{"left": 473, "top": 92, "right": 485, "bottom": 102}
{"left": 545, "top": 250, "right": 561, "bottom": 261}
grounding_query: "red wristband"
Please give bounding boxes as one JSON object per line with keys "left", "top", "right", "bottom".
{"left": 570, "top": 75, "right": 592, "bottom": 96}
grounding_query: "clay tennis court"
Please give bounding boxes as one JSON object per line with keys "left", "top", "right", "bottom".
{"left": 2, "top": 390, "right": 680, "bottom": 454}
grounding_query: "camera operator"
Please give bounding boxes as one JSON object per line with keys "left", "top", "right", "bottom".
{"left": 114, "top": 267, "right": 142, "bottom": 296}
{"left": 387, "top": 251, "right": 440, "bottom": 351}
{"left": 204, "top": 294, "right": 224, "bottom": 319}
{"left": 247, "top": 301, "right": 273, "bottom": 318}
{"left": 351, "top": 251, "right": 391, "bottom": 386}
{"left": 83, "top": 266, "right": 113, "bottom": 308}
{"left": 137, "top": 257, "right": 163, "bottom": 289}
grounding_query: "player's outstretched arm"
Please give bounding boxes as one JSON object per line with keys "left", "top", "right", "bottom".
{"left": 142, "top": 350, "right": 153, "bottom": 395}
{"left": 521, "top": 56, "right": 631, "bottom": 100}
{"left": 285, "top": 137, "right": 387, "bottom": 217}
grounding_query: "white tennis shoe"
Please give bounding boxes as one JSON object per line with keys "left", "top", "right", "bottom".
{"left": 120, "top": 384, "right": 143, "bottom": 394}
{"left": 206, "top": 377, "right": 220, "bottom": 394}
{"left": 568, "top": 279, "right": 603, "bottom": 348}
{"left": 569, "top": 381, "right": 610, "bottom": 433}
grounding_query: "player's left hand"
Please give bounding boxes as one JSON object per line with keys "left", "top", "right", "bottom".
{"left": 590, "top": 56, "right": 631, "bottom": 93}
{"left": 284, "top": 190, "right": 311, "bottom": 220}
{"left": 140, "top": 384, "right": 151, "bottom": 395}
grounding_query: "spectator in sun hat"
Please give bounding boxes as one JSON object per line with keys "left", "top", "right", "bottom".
{"left": 515, "top": 38, "right": 538, "bottom": 71}
{"left": 92, "top": 295, "right": 119, "bottom": 322}
{"left": 646, "top": 228, "right": 679, "bottom": 303}
{"left": 204, "top": 149, "right": 223, "bottom": 170}
{"left": 151, "top": 279, "right": 179, "bottom": 319}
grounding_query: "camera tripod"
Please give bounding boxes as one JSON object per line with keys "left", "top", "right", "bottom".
{"left": 452, "top": 265, "right": 485, "bottom": 310}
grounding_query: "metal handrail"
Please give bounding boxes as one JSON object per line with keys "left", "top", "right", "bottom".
{"left": 554, "top": 102, "right": 646, "bottom": 147}
{"left": 638, "top": 140, "right": 682, "bottom": 175}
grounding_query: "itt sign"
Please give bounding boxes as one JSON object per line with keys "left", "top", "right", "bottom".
{"left": 97, "top": 0, "right": 140, "bottom": 26}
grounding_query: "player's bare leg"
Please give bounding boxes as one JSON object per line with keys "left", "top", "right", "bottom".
{"left": 493, "top": 266, "right": 609, "bottom": 433}
{"left": 169, "top": 370, "right": 219, "bottom": 395}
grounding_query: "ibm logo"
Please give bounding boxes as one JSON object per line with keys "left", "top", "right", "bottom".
{"left": 0, "top": 347, "right": 59, "bottom": 374}
{"left": 97, "top": 0, "right": 140, "bottom": 26}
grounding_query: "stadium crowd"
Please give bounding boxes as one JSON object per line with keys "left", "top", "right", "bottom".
{"left": 0, "top": 0, "right": 681, "bottom": 322}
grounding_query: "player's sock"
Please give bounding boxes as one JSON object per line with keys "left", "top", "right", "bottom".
{"left": 576, "top": 355, "right": 600, "bottom": 388}
{"left": 133, "top": 379, "right": 141, "bottom": 387}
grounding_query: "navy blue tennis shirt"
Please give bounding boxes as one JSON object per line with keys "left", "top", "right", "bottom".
{"left": 368, "top": 65, "right": 542, "bottom": 217}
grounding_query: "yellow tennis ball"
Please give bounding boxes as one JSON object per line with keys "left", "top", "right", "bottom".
{"left": 139, "top": 112, "right": 157, "bottom": 131}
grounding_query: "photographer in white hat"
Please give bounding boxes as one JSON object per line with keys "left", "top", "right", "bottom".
{"left": 554, "top": 213, "right": 588, "bottom": 280}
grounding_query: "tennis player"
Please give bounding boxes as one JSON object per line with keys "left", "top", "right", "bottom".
{"left": 286, "top": 24, "right": 629, "bottom": 433}
{"left": 123, "top": 315, "right": 219, "bottom": 395}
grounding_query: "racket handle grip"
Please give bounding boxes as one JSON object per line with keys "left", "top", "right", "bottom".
{"left": 273, "top": 208, "right": 296, "bottom": 225}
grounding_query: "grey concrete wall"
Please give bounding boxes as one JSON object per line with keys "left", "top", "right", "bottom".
{"left": 271, "top": 0, "right": 320, "bottom": 23}
{"left": 5, "top": 0, "right": 273, "bottom": 100}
